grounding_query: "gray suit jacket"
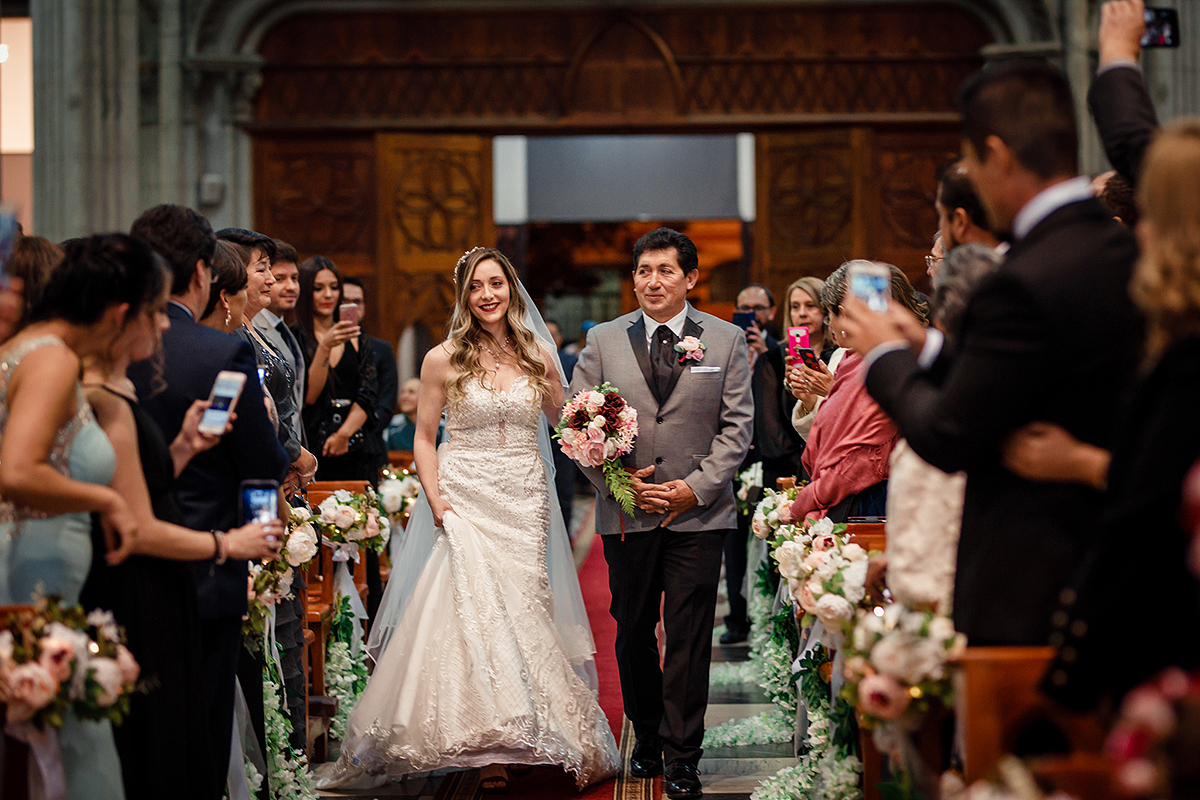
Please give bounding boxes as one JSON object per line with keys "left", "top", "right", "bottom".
{"left": 569, "top": 305, "right": 753, "bottom": 535}
{"left": 253, "top": 310, "right": 307, "bottom": 448}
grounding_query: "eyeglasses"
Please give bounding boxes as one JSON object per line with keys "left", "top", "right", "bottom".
{"left": 925, "top": 255, "right": 943, "bottom": 269}
{"left": 736, "top": 305, "right": 771, "bottom": 313}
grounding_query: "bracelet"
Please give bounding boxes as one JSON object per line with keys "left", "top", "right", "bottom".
{"left": 211, "top": 530, "right": 228, "bottom": 565}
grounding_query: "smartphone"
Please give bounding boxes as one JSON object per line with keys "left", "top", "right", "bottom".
{"left": 732, "top": 311, "right": 756, "bottom": 330}
{"left": 338, "top": 303, "right": 359, "bottom": 325}
{"left": 256, "top": 366, "right": 266, "bottom": 387}
{"left": 198, "top": 370, "right": 247, "bottom": 436}
{"left": 786, "top": 326, "right": 810, "bottom": 357}
{"left": 1142, "top": 7, "right": 1179, "bottom": 48}
{"left": 793, "top": 347, "right": 820, "bottom": 370}
{"left": 0, "top": 206, "right": 19, "bottom": 288}
{"left": 240, "top": 479, "right": 280, "bottom": 525}
{"left": 848, "top": 261, "right": 891, "bottom": 313}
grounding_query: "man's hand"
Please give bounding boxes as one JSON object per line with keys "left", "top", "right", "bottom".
{"left": 640, "top": 479, "right": 698, "bottom": 527}
{"left": 628, "top": 465, "right": 667, "bottom": 513}
{"left": 1099, "top": 0, "right": 1145, "bottom": 67}
{"left": 838, "top": 296, "right": 927, "bottom": 356}
{"left": 745, "top": 323, "right": 769, "bottom": 357}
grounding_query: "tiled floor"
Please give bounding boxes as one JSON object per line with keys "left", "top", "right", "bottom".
{"left": 313, "top": 495, "right": 793, "bottom": 799}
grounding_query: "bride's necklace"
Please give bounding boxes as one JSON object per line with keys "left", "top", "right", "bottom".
{"left": 480, "top": 336, "right": 511, "bottom": 363}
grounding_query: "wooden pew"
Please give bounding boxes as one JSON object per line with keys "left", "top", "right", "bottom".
{"left": 952, "top": 647, "right": 1110, "bottom": 795}
{"left": 387, "top": 450, "right": 414, "bottom": 470}
{"left": 308, "top": 480, "right": 372, "bottom": 615}
{"left": 845, "top": 520, "right": 886, "bottom": 555}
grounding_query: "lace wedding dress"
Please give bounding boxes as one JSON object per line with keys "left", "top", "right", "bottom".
{"left": 319, "top": 376, "right": 619, "bottom": 789}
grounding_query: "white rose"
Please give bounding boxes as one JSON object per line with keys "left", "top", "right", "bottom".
{"left": 852, "top": 620, "right": 876, "bottom": 653}
{"left": 815, "top": 555, "right": 839, "bottom": 580}
{"left": 774, "top": 541, "right": 807, "bottom": 580}
{"left": 318, "top": 496, "right": 338, "bottom": 524}
{"left": 870, "top": 633, "right": 942, "bottom": 685}
{"left": 604, "top": 439, "right": 619, "bottom": 459}
{"left": 842, "top": 543, "right": 866, "bottom": 562}
{"left": 333, "top": 489, "right": 353, "bottom": 502}
{"left": 114, "top": 645, "right": 140, "bottom": 685}
{"left": 842, "top": 560, "right": 868, "bottom": 604}
{"left": 929, "top": 616, "right": 957, "bottom": 645}
{"left": 289, "top": 505, "right": 312, "bottom": 523}
{"left": 809, "top": 517, "right": 834, "bottom": 537}
{"left": 751, "top": 510, "right": 770, "bottom": 539}
{"left": 285, "top": 524, "right": 318, "bottom": 566}
{"left": 89, "top": 658, "right": 125, "bottom": 706}
{"left": 776, "top": 502, "right": 793, "bottom": 524}
{"left": 5, "top": 663, "right": 57, "bottom": 720}
{"left": 333, "top": 505, "right": 357, "bottom": 530}
{"left": 278, "top": 567, "right": 294, "bottom": 597}
{"left": 0, "top": 630, "right": 13, "bottom": 664}
{"left": 380, "top": 483, "right": 404, "bottom": 513}
{"left": 86, "top": 610, "right": 120, "bottom": 642}
{"left": 814, "top": 594, "right": 855, "bottom": 629}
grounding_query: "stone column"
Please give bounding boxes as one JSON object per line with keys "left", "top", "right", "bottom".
{"left": 32, "top": 0, "right": 140, "bottom": 241}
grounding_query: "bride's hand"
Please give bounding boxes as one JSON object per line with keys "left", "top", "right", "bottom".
{"left": 430, "top": 497, "right": 455, "bottom": 528}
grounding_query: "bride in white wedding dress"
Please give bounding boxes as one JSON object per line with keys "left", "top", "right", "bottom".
{"left": 318, "top": 247, "right": 619, "bottom": 791}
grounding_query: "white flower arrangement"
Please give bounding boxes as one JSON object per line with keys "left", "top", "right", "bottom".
{"left": 751, "top": 487, "right": 799, "bottom": 540}
{"left": 379, "top": 467, "right": 421, "bottom": 524}
{"left": 841, "top": 603, "right": 965, "bottom": 732}
{"left": 324, "top": 597, "right": 369, "bottom": 739}
{"left": 262, "top": 658, "right": 317, "bottom": 800}
{"left": 315, "top": 487, "right": 390, "bottom": 556}
{"left": 704, "top": 706, "right": 794, "bottom": 747}
{"left": 735, "top": 461, "right": 764, "bottom": 515}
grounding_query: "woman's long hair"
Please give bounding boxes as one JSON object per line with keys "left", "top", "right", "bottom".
{"left": 1131, "top": 119, "right": 1200, "bottom": 360}
{"left": 295, "top": 256, "right": 343, "bottom": 361}
{"left": 445, "top": 247, "right": 551, "bottom": 408}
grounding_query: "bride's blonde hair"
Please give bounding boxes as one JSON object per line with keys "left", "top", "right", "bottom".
{"left": 444, "top": 247, "right": 552, "bottom": 408}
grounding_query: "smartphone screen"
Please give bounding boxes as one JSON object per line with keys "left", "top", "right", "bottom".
{"left": 1142, "top": 7, "right": 1179, "bottom": 47}
{"left": 732, "top": 311, "right": 756, "bottom": 330}
{"left": 848, "top": 262, "right": 891, "bottom": 313}
{"left": 240, "top": 480, "right": 279, "bottom": 525}
{"left": 198, "top": 371, "right": 246, "bottom": 435}
{"left": 339, "top": 303, "right": 359, "bottom": 325}
{"left": 794, "top": 348, "right": 820, "bottom": 370}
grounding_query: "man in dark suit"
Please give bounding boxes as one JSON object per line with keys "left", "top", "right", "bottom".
{"left": 338, "top": 276, "right": 395, "bottom": 620}
{"left": 1088, "top": 0, "right": 1160, "bottom": 187}
{"left": 128, "top": 205, "right": 290, "bottom": 800}
{"left": 571, "top": 228, "right": 753, "bottom": 798}
{"left": 841, "top": 59, "right": 1144, "bottom": 646}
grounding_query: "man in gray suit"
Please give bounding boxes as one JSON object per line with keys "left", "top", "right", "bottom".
{"left": 570, "top": 228, "right": 753, "bottom": 799}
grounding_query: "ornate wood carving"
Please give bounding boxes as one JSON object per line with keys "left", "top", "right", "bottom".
{"left": 375, "top": 133, "right": 493, "bottom": 349}
{"left": 254, "top": 6, "right": 989, "bottom": 128}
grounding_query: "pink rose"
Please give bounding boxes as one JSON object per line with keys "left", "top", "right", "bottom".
{"left": 365, "top": 511, "right": 380, "bottom": 538}
{"left": 798, "top": 579, "right": 820, "bottom": 614}
{"left": 586, "top": 424, "right": 606, "bottom": 443}
{"left": 803, "top": 551, "right": 825, "bottom": 572}
{"left": 857, "top": 673, "right": 911, "bottom": 720}
{"left": 812, "top": 534, "right": 837, "bottom": 552}
{"left": 36, "top": 637, "right": 76, "bottom": 684}
{"left": 5, "top": 663, "right": 58, "bottom": 722}
{"left": 581, "top": 440, "right": 607, "bottom": 468}
{"left": 115, "top": 645, "right": 140, "bottom": 685}
{"left": 776, "top": 503, "right": 793, "bottom": 524}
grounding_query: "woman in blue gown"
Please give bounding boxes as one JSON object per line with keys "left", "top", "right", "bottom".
{"left": 0, "top": 234, "right": 164, "bottom": 800}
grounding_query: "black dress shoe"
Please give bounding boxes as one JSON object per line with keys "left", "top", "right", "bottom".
{"left": 664, "top": 761, "right": 702, "bottom": 798}
{"left": 719, "top": 625, "right": 749, "bottom": 644}
{"left": 628, "top": 739, "right": 663, "bottom": 779}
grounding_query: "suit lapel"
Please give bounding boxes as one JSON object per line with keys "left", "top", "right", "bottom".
{"left": 627, "top": 315, "right": 663, "bottom": 405}
{"left": 661, "top": 315, "right": 703, "bottom": 404}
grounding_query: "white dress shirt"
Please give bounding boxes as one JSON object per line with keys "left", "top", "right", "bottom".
{"left": 642, "top": 303, "right": 690, "bottom": 351}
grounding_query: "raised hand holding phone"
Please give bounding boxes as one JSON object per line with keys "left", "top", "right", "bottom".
{"left": 198, "top": 370, "right": 246, "bottom": 436}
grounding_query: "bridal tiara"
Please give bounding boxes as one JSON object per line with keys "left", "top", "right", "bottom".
{"left": 453, "top": 246, "right": 490, "bottom": 283}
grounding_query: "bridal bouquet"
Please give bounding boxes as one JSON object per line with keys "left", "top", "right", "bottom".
{"left": 555, "top": 382, "right": 639, "bottom": 515}
{"left": 842, "top": 603, "right": 965, "bottom": 728}
{"left": 315, "top": 487, "right": 391, "bottom": 557}
{"left": 0, "top": 597, "right": 142, "bottom": 727}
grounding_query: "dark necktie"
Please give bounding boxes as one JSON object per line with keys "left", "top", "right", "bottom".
{"left": 652, "top": 325, "right": 677, "bottom": 397}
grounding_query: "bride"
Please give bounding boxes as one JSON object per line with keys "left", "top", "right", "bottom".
{"left": 319, "top": 247, "right": 619, "bottom": 791}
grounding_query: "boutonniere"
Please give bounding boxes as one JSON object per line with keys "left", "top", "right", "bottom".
{"left": 674, "top": 336, "right": 706, "bottom": 365}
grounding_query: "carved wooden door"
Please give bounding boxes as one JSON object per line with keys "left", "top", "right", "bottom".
{"left": 375, "top": 133, "right": 494, "bottom": 351}
{"left": 755, "top": 128, "right": 958, "bottom": 298}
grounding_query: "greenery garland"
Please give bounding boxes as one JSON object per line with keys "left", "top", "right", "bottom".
{"left": 263, "top": 653, "right": 317, "bottom": 800}
{"left": 325, "top": 596, "right": 369, "bottom": 739}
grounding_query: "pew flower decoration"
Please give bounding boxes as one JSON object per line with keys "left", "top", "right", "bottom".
{"left": 1105, "top": 667, "right": 1200, "bottom": 798}
{"left": 782, "top": 532, "right": 871, "bottom": 642}
{"left": 316, "top": 487, "right": 390, "bottom": 558}
{"left": 244, "top": 506, "right": 322, "bottom": 644}
{"left": 554, "top": 382, "right": 639, "bottom": 515}
{"left": 750, "top": 487, "right": 799, "bottom": 540}
{"left": 379, "top": 467, "right": 421, "bottom": 523}
{"left": 735, "top": 462, "right": 763, "bottom": 516}
{"left": 841, "top": 604, "right": 965, "bottom": 733}
{"left": 0, "top": 597, "right": 143, "bottom": 727}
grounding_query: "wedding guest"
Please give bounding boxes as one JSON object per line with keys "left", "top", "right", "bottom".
{"left": 0, "top": 275, "right": 23, "bottom": 344}
{"left": 1088, "top": 0, "right": 1158, "bottom": 187}
{"left": 7, "top": 235, "right": 62, "bottom": 329}
{"left": 198, "top": 240, "right": 248, "bottom": 333}
{"left": 0, "top": 234, "right": 153, "bottom": 800}
{"left": 784, "top": 277, "right": 840, "bottom": 442}
{"left": 294, "top": 256, "right": 378, "bottom": 480}
{"left": 1094, "top": 170, "right": 1139, "bottom": 227}
{"left": 79, "top": 253, "right": 282, "bottom": 800}
{"left": 1001, "top": 122, "right": 1200, "bottom": 709}
{"left": 788, "top": 262, "right": 926, "bottom": 523}
{"left": 844, "top": 59, "right": 1143, "bottom": 647}
{"left": 386, "top": 377, "right": 422, "bottom": 451}
{"left": 128, "top": 204, "right": 289, "bottom": 800}
{"left": 935, "top": 160, "right": 1000, "bottom": 252}
{"left": 884, "top": 244, "right": 1000, "bottom": 613}
{"left": 340, "top": 276, "right": 395, "bottom": 478}
{"left": 253, "top": 240, "right": 307, "bottom": 449}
